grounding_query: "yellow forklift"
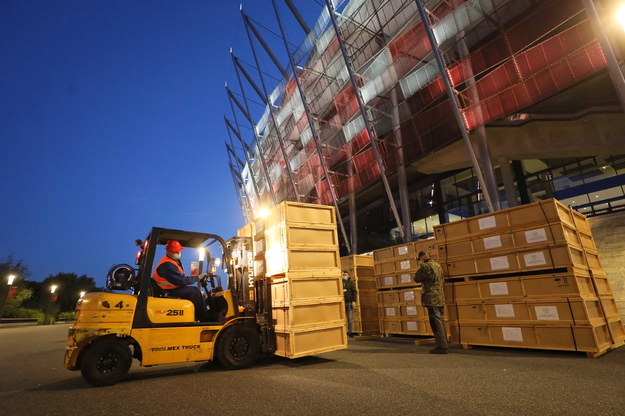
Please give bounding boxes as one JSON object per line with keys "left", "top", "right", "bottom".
{"left": 64, "top": 227, "right": 274, "bottom": 386}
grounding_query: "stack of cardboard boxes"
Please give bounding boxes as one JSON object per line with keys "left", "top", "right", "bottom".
{"left": 373, "top": 239, "right": 445, "bottom": 336}
{"left": 255, "top": 201, "right": 347, "bottom": 358}
{"left": 340, "top": 255, "right": 378, "bottom": 335}
{"left": 436, "top": 198, "right": 625, "bottom": 356}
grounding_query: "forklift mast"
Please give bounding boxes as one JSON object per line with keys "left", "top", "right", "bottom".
{"left": 226, "top": 237, "right": 276, "bottom": 355}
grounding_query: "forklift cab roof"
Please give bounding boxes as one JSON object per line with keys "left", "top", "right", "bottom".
{"left": 148, "top": 227, "right": 227, "bottom": 249}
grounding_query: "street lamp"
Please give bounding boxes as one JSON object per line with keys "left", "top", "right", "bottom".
{"left": 79, "top": 291, "right": 86, "bottom": 298}
{"left": 617, "top": 4, "right": 625, "bottom": 32}
{"left": 0, "top": 274, "right": 17, "bottom": 320}
{"left": 45, "top": 284, "right": 59, "bottom": 325}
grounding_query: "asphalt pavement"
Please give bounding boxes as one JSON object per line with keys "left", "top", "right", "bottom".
{"left": 1, "top": 324, "right": 624, "bottom": 416}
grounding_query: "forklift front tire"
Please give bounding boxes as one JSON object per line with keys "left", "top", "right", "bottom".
{"left": 80, "top": 340, "right": 132, "bottom": 387}
{"left": 216, "top": 324, "right": 259, "bottom": 370}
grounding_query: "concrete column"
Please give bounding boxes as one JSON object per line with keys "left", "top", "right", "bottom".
{"left": 391, "top": 88, "right": 413, "bottom": 241}
{"left": 497, "top": 156, "right": 518, "bottom": 208}
{"left": 349, "top": 193, "right": 358, "bottom": 254}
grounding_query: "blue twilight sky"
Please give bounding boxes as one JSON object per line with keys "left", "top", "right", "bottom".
{"left": 0, "top": 0, "right": 325, "bottom": 288}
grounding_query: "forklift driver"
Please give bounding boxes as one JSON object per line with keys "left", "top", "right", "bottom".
{"left": 153, "top": 240, "right": 210, "bottom": 322}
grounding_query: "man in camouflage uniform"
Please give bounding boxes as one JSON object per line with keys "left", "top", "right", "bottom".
{"left": 414, "top": 251, "right": 448, "bottom": 354}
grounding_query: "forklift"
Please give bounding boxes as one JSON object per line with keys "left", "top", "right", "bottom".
{"left": 64, "top": 227, "right": 275, "bottom": 386}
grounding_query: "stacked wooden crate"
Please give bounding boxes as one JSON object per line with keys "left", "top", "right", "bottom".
{"left": 437, "top": 198, "right": 625, "bottom": 357}
{"left": 256, "top": 201, "right": 347, "bottom": 359}
{"left": 340, "top": 255, "right": 378, "bottom": 335}
{"left": 373, "top": 239, "right": 446, "bottom": 337}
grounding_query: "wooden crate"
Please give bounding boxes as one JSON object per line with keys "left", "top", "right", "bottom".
{"left": 400, "top": 305, "right": 428, "bottom": 319}
{"left": 590, "top": 271, "right": 613, "bottom": 296}
{"left": 265, "top": 222, "right": 339, "bottom": 250}
{"left": 378, "top": 290, "right": 400, "bottom": 306}
{"left": 353, "top": 319, "right": 380, "bottom": 335}
{"left": 402, "top": 319, "right": 434, "bottom": 335}
{"left": 355, "top": 266, "right": 375, "bottom": 279}
{"left": 398, "top": 287, "right": 422, "bottom": 305}
{"left": 448, "top": 272, "right": 597, "bottom": 302}
{"left": 381, "top": 320, "right": 403, "bottom": 334}
{"left": 271, "top": 276, "right": 342, "bottom": 307}
{"left": 599, "top": 296, "right": 621, "bottom": 319}
{"left": 265, "top": 247, "right": 340, "bottom": 276}
{"left": 572, "top": 323, "right": 612, "bottom": 353}
{"left": 507, "top": 198, "right": 576, "bottom": 229}
{"left": 356, "top": 289, "right": 378, "bottom": 306}
{"left": 357, "top": 280, "right": 378, "bottom": 292}
{"left": 376, "top": 275, "right": 396, "bottom": 290}
{"left": 607, "top": 317, "right": 625, "bottom": 346}
{"left": 443, "top": 245, "right": 601, "bottom": 278}
{"left": 373, "top": 239, "right": 436, "bottom": 263}
{"left": 435, "top": 199, "right": 586, "bottom": 244}
{"left": 265, "top": 201, "right": 336, "bottom": 229}
{"left": 373, "top": 246, "right": 395, "bottom": 263}
{"left": 340, "top": 254, "right": 374, "bottom": 269}
{"left": 453, "top": 298, "right": 604, "bottom": 325}
{"left": 274, "top": 323, "right": 347, "bottom": 359}
{"left": 355, "top": 305, "right": 379, "bottom": 322}
{"left": 374, "top": 259, "right": 395, "bottom": 275}
{"left": 375, "top": 272, "right": 415, "bottom": 290}
{"left": 379, "top": 306, "right": 401, "bottom": 320}
{"left": 272, "top": 300, "right": 344, "bottom": 331}
{"left": 438, "top": 222, "right": 596, "bottom": 261}
{"left": 237, "top": 221, "right": 255, "bottom": 238}
{"left": 253, "top": 235, "right": 265, "bottom": 256}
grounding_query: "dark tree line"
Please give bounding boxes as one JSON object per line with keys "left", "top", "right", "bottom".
{"left": 1, "top": 256, "right": 100, "bottom": 314}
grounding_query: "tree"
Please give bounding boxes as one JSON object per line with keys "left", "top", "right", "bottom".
{"left": 0, "top": 257, "right": 31, "bottom": 317}
{"left": 37, "top": 273, "right": 98, "bottom": 312}
{"left": 0, "top": 256, "right": 30, "bottom": 285}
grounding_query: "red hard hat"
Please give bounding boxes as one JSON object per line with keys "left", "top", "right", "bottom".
{"left": 165, "top": 240, "right": 184, "bottom": 252}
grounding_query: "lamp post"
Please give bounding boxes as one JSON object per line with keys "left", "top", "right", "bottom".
{"left": 45, "top": 284, "right": 58, "bottom": 325}
{"left": 0, "top": 274, "right": 17, "bottom": 321}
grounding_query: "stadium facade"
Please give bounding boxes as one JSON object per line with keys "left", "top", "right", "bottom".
{"left": 225, "top": 0, "right": 625, "bottom": 255}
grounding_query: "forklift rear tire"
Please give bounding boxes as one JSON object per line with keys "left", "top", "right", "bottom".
{"left": 216, "top": 324, "right": 259, "bottom": 370}
{"left": 80, "top": 340, "right": 132, "bottom": 387}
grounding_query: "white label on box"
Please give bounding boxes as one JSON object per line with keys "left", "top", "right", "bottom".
{"left": 406, "top": 306, "right": 418, "bottom": 316}
{"left": 398, "top": 246, "right": 408, "bottom": 255}
{"left": 400, "top": 274, "right": 412, "bottom": 283}
{"left": 525, "top": 228, "right": 548, "bottom": 244}
{"left": 535, "top": 306, "right": 559, "bottom": 320}
{"left": 406, "top": 321, "right": 418, "bottom": 331}
{"left": 383, "top": 276, "right": 393, "bottom": 286}
{"left": 489, "top": 282, "right": 509, "bottom": 296}
{"left": 494, "top": 304, "right": 515, "bottom": 318}
{"left": 385, "top": 307, "right": 396, "bottom": 317}
{"left": 478, "top": 216, "right": 497, "bottom": 230}
{"left": 403, "top": 291, "right": 415, "bottom": 301}
{"left": 502, "top": 327, "right": 523, "bottom": 342}
{"left": 483, "top": 235, "right": 502, "bottom": 250}
{"left": 490, "top": 256, "right": 510, "bottom": 270}
{"left": 400, "top": 260, "right": 411, "bottom": 270}
{"left": 524, "top": 251, "right": 547, "bottom": 267}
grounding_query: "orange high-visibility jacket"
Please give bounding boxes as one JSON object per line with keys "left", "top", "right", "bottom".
{"left": 153, "top": 255, "right": 183, "bottom": 290}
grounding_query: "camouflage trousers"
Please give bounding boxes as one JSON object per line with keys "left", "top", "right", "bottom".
{"left": 426, "top": 306, "right": 448, "bottom": 350}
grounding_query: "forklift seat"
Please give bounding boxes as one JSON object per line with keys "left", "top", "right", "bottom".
{"left": 150, "top": 279, "right": 180, "bottom": 299}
